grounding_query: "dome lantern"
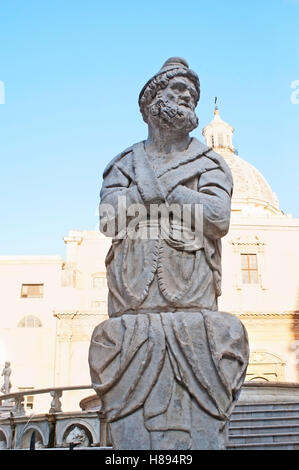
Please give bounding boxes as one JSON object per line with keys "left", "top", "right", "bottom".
{"left": 202, "top": 107, "right": 281, "bottom": 216}
{"left": 202, "top": 105, "right": 235, "bottom": 155}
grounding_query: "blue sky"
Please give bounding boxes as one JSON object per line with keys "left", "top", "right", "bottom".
{"left": 0, "top": 0, "right": 298, "bottom": 255}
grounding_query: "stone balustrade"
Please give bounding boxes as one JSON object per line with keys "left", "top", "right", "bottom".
{"left": 0, "top": 385, "right": 93, "bottom": 416}
{"left": 1, "top": 382, "right": 299, "bottom": 450}
{"left": 0, "top": 385, "right": 110, "bottom": 449}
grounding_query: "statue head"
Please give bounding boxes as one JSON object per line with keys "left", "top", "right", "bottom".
{"left": 139, "top": 57, "right": 200, "bottom": 133}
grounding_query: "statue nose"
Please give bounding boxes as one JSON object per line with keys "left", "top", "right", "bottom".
{"left": 180, "top": 93, "right": 190, "bottom": 103}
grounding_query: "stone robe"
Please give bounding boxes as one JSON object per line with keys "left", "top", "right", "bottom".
{"left": 89, "top": 137, "right": 249, "bottom": 449}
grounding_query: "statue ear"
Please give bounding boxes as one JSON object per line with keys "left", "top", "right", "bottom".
{"left": 148, "top": 101, "right": 160, "bottom": 117}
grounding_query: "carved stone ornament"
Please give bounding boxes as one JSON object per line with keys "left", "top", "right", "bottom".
{"left": 89, "top": 57, "right": 249, "bottom": 450}
{"left": 64, "top": 426, "right": 90, "bottom": 448}
{"left": 1, "top": 362, "right": 12, "bottom": 395}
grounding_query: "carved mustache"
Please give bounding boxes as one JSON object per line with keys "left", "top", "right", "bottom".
{"left": 151, "top": 100, "right": 188, "bottom": 118}
{"left": 149, "top": 98, "right": 198, "bottom": 131}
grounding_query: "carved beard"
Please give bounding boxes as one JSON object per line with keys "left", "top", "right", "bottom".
{"left": 148, "top": 98, "right": 199, "bottom": 132}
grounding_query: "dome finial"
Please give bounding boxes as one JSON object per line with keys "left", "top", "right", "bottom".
{"left": 214, "top": 96, "right": 219, "bottom": 115}
{"left": 202, "top": 102, "right": 235, "bottom": 154}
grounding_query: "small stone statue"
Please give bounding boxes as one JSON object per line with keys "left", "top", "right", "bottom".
{"left": 64, "top": 426, "right": 90, "bottom": 448}
{"left": 89, "top": 58, "right": 249, "bottom": 450}
{"left": 1, "top": 362, "right": 12, "bottom": 395}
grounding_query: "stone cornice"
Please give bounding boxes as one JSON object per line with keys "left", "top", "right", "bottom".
{"left": 0, "top": 255, "right": 64, "bottom": 265}
{"left": 53, "top": 310, "right": 299, "bottom": 319}
{"left": 236, "top": 311, "right": 299, "bottom": 319}
{"left": 229, "top": 218, "right": 299, "bottom": 230}
{"left": 243, "top": 381, "right": 299, "bottom": 389}
{"left": 63, "top": 236, "right": 83, "bottom": 245}
{"left": 53, "top": 310, "right": 104, "bottom": 318}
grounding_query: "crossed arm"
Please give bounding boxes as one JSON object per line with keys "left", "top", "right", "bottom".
{"left": 100, "top": 161, "right": 232, "bottom": 240}
{"left": 167, "top": 167, "right": 232, "bottom": 240}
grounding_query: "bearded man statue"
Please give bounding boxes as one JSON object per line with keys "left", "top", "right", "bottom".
{"left": 89, "top": 58, "right": 249, "bottom": 450}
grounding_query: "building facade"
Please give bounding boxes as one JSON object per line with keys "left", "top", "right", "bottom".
{"left": 204, "top": 108, "right": 299, "bottom": 383}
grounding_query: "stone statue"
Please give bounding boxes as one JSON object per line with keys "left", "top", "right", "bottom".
{"left": 64, "top": 426, "right": 90, "bottom": 448}
{"left": 1, "top": 362, "right": 12, "bottom": 395}
{"left": 89, "top": 57, "right": 249, "bottom": 450}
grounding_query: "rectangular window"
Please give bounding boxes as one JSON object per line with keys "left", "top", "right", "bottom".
{"left": 241, "top": 254, "right": 258, "bottom": 284}
{"left": 21, "top": 284, "right": 44, "bottom": 298}
{"left": 18, "top": 387, "right": 34, "bottom": 410}
{"left": 93, "top": 275, "right": 106, "bottom": 289}
{"left": 25, "top": 395, "right": 34, "bottom": 410}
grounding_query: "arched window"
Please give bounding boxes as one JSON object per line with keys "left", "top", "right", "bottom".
{"left": 248, "top": 376, "right": 269, "bottom": 382}
{"left": 18, "top": 316, "right": 42, "bottom": 328}
{"left": 245, "top": 351, "right": 286, "bottom": 382}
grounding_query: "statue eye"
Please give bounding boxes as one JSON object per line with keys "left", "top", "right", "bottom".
{"left": 189, "top": 87, "right": 197, "bottom": 100}
{"left": 170, "top": 82, "right": 186, "bottom": 92}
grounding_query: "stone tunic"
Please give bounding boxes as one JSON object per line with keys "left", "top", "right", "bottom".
{"left": 99, "top": 138, "right": 233, "bottom": 317}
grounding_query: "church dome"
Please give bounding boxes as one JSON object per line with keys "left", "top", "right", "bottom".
{"left": 220, "top": 151, "right": 279, "bottom": 211}
{"left": 202, "top": 107, "right": 280, "bottom": 215}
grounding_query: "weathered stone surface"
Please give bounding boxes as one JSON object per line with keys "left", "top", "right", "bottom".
{"left": 89, "top": 57, "right": 249, "bottom": 450}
